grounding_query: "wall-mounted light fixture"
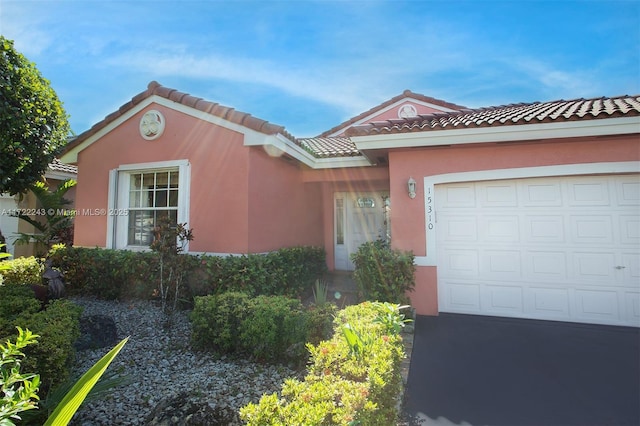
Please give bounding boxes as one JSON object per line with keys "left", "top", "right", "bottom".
{"left": 408, "top": 177, "right": 417, "bottom": 199}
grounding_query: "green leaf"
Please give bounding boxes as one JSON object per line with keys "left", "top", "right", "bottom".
{"left": 43, "top": 337, "right": 128, "bottom": 426}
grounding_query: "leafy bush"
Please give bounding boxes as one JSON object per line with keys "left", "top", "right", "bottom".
{"left": 48, "top": 245, "right": 326, "bottom": 302}
{"left": 0, "top": 285, "right": 42, "bottom": 335}
{"left": 198, "top": 246, "right": 326, "bottom": 297}
{"left": 19, "top": 300, "right": 82, "bottom": 391}
{"left": 0, "top": 285, "right": 81, "bottom": 395}
{"left": 0, "top": 328, "right": 40, "bottom": 426}
{"left": 190, "top": 292, "right": 336, "bottom": 364}
{"left": 0, "top": 256, "right": 43, "bottom": 286}
{"left": 350, "top": 240, "right": 415, "bottom": 304}
{"left": 190, "top": 292, "right": 252, "bottom": 354}
{"left": 240, "top": 376, "right": 375, "bottom": 425}
{"left": 240, "top": 302, "right": 407, "bottom": 425}
{"left": 240, "top": 296, "right": 310, "bottom": 362}
{"left": 47, "top": 245, "right": 160, "bottom": 300}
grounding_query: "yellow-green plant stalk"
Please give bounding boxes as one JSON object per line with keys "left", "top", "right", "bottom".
{"left": 43, "top": 337, "right": 128, "bottom": 426}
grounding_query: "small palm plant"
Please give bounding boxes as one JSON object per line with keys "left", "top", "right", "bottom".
{"left": 14, "top": 179, "right": 76, "bottom": 255}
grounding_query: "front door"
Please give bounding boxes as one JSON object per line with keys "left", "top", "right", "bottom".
{"left": 334, "top": 192, "right": 388, "bottom": 271}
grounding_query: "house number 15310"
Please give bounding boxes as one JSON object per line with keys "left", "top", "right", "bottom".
{"left": 426, "top": 185, "right": 434, "bottom": 230}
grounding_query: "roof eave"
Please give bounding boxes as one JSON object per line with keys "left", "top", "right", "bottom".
{"left": 251, "top": 134, "right": 374, "bottom": 169}
{"left": 351, "top": 116, "right": 640, "bottom": 151}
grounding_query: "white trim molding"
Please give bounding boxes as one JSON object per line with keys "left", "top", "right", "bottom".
{"left": 62, "top": 95, "right": 376, "bottom": 170}
{"left": 352, "top": 116, "right": 640, "bottom": 151}
{"left": 107, "top": 159, "right": 191, "bottom": 251}
{"left": 414, "top": 161, "right": 640, "bottom": 266}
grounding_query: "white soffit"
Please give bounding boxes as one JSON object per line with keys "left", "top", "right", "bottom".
{"left": 352, "top": 116, "right": 640, "bottom": 150}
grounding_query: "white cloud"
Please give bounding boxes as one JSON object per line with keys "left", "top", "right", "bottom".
{"left": 0, "top": 2, "right": 53, "bottom": 56}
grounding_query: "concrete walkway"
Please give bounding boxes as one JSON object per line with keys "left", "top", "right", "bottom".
{"left": 402, "top": 314, "right": 640, "bottom": 426}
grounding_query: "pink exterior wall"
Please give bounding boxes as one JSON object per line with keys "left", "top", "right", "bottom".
{"left": 74, "top": 104, "right": 252, "bottom": 252}
{"left": 304, "top": 166, "right": 390, "bottom": 271}
{"left": 74, "top": 104, "right": 321, "bottom": 254}
{"left": 247, "top": 147, "right": 324, "bottom": 252}
{"left": 389, "top": 135, "right": 640, "bottom": 315}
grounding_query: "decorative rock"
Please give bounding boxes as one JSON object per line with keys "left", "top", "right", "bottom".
{"left": 75, "top": 314, "right": 119, "bottom": 350}
{"left": 68, "top": 297, "right": 298, "bottom": 425}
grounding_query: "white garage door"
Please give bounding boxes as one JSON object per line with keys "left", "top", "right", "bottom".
{"left": 436, "top": 174, "right": 640, "bottom": 327}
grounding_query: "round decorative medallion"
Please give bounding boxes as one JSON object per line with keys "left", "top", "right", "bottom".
{"left": 139, "top": 110, "right": 165, "bottom": 140}
{"left": 398, "top": 104, "right": 418, "bottom": 119}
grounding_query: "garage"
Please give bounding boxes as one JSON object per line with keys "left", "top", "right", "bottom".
{"left": 436, "top": 173, "right": 640, "bottom": 327}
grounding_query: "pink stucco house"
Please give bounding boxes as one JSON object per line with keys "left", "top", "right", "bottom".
{"left": 61, "top": 82, "right": 640, "bottom": 327}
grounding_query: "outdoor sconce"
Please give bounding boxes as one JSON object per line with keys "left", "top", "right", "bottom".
{"left": 408, "top": 177, "right": 417, "bottom": 199}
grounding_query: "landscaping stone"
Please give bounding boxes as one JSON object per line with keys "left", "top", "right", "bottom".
{"left": 145, "top": 392, "right": 239, "bottom": 425}
{"left": 75, "top": 314, "right": 119, "bottom": 350}
{"left": 68, "top": 297, "right": 297, "bottom": 426}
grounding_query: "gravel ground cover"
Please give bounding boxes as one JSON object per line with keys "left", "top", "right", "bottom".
{"left": 68, "top": 297, "right": 298, "bottom": 425}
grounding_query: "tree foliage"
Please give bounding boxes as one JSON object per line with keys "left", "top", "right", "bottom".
{"left": 0, "top": 36, "right": 70, "bottom": 196}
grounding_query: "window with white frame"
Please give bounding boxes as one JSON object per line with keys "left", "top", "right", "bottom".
{"left": 109, "top": 160, "right": 190, "bottom": 250}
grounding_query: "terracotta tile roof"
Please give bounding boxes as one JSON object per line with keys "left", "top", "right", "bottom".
{"left": 63, "top": 81, "right": 296, "bottom": 154}
{"left": 345, "top": 95, "right": 640, "bottom": 137}
{"left": 297, "top": 137, "right": 359, "bottom": 158}
{"left": 318, "top": 90, "right": 467, "bottom": 137}
{"left": 48, "top": 158, "right": 77, "bottom": 175}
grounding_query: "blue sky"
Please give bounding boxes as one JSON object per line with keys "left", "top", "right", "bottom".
{"left": 1, "top": 0, "right": 639, "bottom": 136}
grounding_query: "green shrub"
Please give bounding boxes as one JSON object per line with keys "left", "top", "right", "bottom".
{"left": 190, "top": 293, "right": 336, "bottom": 364}
{"left": 0, "top": 285, "right": 42, "bottom": 334}
{"left": 350, "top": 240, "right": 415, "bottom": 304}
{"left": 241, "top": 376, "right": 375, "bottom": 425}
{"left": 0, "top": 284, "right": 81, "bottom": 396}
{"left": 19, "top": 300, "right": 82, "bottom": 391}
{"left": 48, "top": 245, "right": 326, "bottom": 302}
{"left": 0, "top": 256, "right": 43, "bottom": 286}
{"left": 0, "top": 327, "right": 41, "bottom": 425}
{"left": 198, "top": 246, "right": 326, "bottom": 298}
{"left": 47, "top": 245, "right": 159, "bottom": 300}
{"left": 240, "top": 296, "right": 309, "bottom": 362}
{"left": 240, "top": 302, "right": 407, "bottom": 425}
{"left": 190, "top": 292, "right": 252, "bottom": 354}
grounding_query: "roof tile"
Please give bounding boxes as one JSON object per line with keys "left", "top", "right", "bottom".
{"left": 48, "top": 158, "right": 78, "bottom": 175}
{"left": 345, "top": 95, "right": 640, "bottom": 137}
{"left": 318, "top": 89, "right": 467, "bottom": 137}
{"left": 64, "top": 81, "right": 293, "bottom": 157}
{"left": 297, "top": 137, "right": 359, "bottom": 158}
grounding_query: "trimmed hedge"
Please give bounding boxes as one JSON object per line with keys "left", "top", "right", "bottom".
{"left": 351, "top": 240, "right": 415, "bottom": 304}
{"left": 47, "top": 245, "right": 326, "bottom": 301}
{"left": 190, "top": 292, "right": 336, "bottom": 365}
{"left": 240, "top": 302, "right": 407, "bottom": 425}
{"left": 0, "top": 256, "right": 43, "bottom": 286}
{"left": 47, "top": 246, "right": 161, "bottom": 300}
{"left": 0, "top": 284, "right": 82, "bottom": 394}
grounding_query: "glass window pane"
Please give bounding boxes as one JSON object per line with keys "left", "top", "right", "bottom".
{"left": 156, "top": 172, "right": 169, "bottom": 188}
{"left": 128, "top": 211, "right": 152, "bottom": 246}
{"left": 168, "top": 210, "right": 178, "bottom": 224}
{"left": 142, "top": 189, "right": 152, "bottom": 208}
{"left": 130, "top": 174, "right": 142, "bottom": 190}
{"left": 124, "top": 168, "right": 180, "bottom": 247}
{"left": 143, "top": 173, "right": 155, "bottom": 188}
{"left": 168, "top": 190, "right": 178, "bottom": 207}
{"left": 129, "top": 191, "right": 139, "bottom": 208}
{"left": 169, "top": 171, "right": 179, "bottom": 188}
{"left": 155, "top": 190, "right": 168, "bottom": 208}
{"left": 336, "top": 199, "right": 344, "bottom": 245}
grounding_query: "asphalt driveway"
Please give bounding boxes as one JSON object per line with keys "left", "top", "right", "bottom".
{"left": 402, "top": 313, "right": 640, "bottom": 426}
